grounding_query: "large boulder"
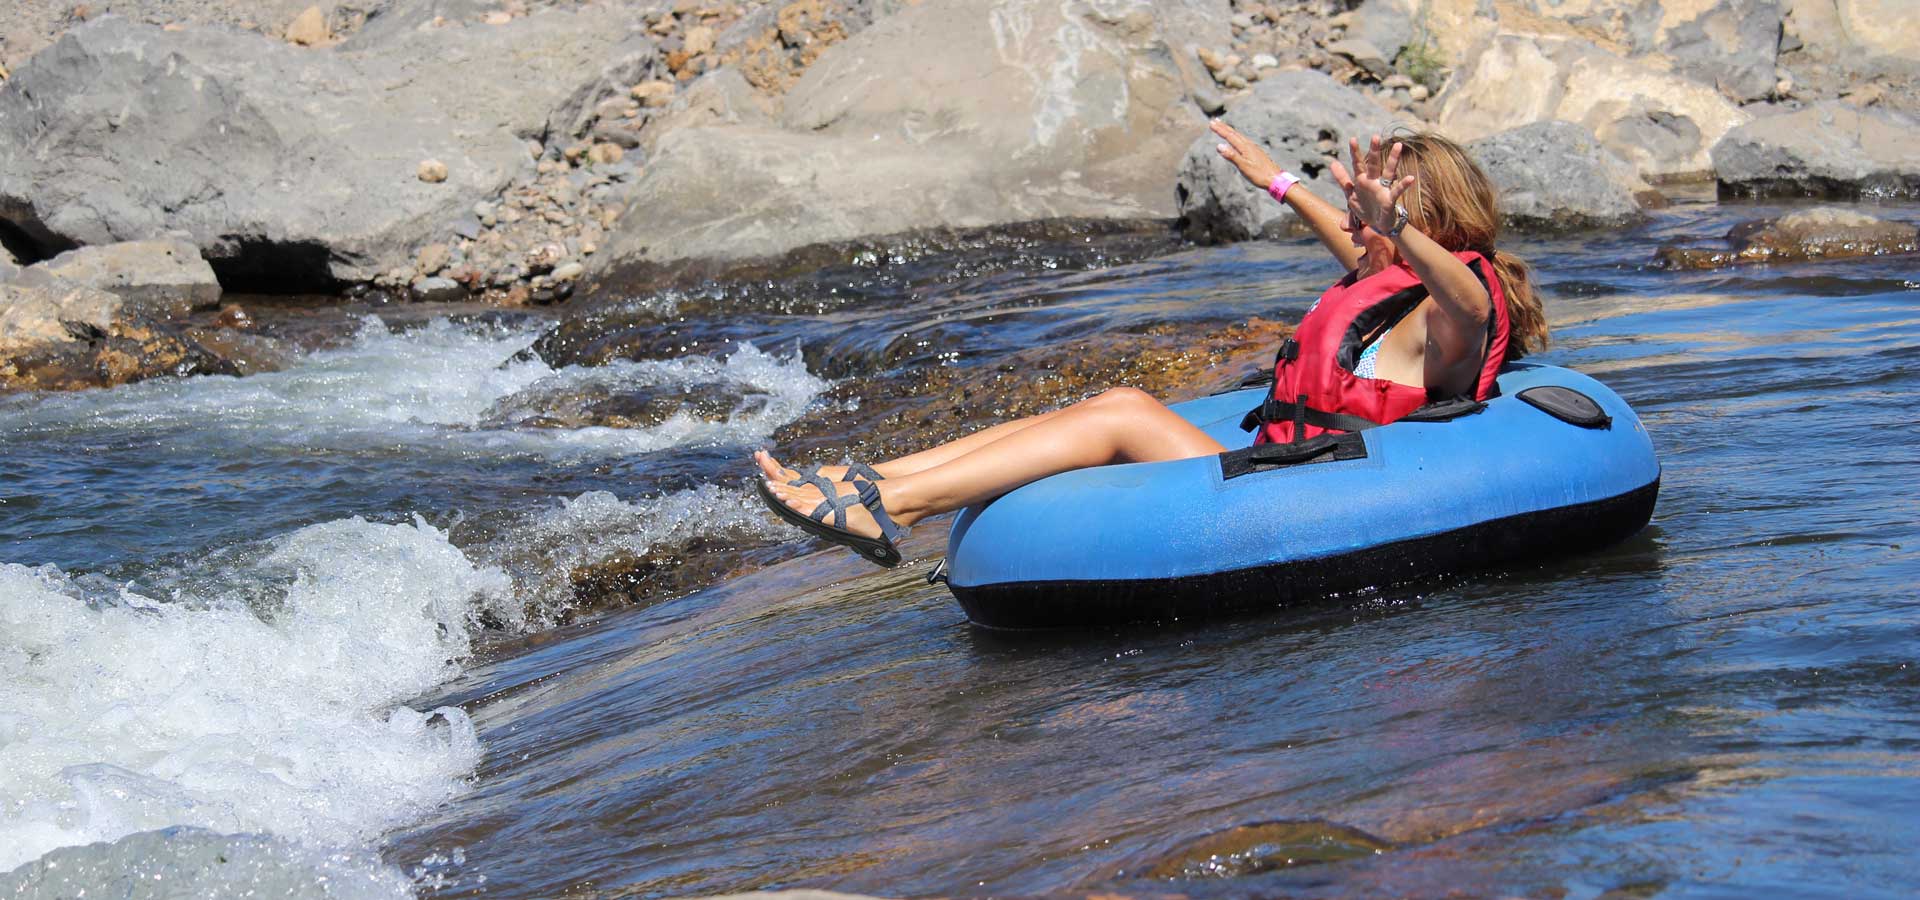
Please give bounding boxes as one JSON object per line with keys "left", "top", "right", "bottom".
{"left": 13, "top": 239, "right": 220, "bottom": 317}
{"left": 0, "top": 11, "right": 654, "bottom": 289}
{"left": 1655, "top": 0, "right": 1784, "bottom": 102}
{"left": 1467, "top": 121, "right": 1650, "bottom": 231}
{"left": 1437, "top": 31, "right": 1751, "bottom": 182}
{"left": 1173, "top": 70, "right": 1395, "bottom": 243}
{"left": 596, "top": 0, "right": 1228, "bottom": 270}
{"left": 1712, "top": 102, "right": 1920, "bottom": 198}
{"left": 1833, "top": 0, "right": 1920, "bottom": 59}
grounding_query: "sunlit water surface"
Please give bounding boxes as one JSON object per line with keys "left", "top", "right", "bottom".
{"left": 2, "top": 200, "right": 1916, "bottom": 898}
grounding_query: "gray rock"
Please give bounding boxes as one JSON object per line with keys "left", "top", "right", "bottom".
{"left": 1174, "top": 70, "right": 1395, "bottom": 243}
{"left": 1659, "top": 0, "right": 1784, "bottom": 103}
{"left": 599, "top": 0, "right": 1229, "bottom": 270}
{"left": 1468, "top": 121, "right": 1649, "bottom": 231}
{"left": 410, "top": 275, "right": 466, "bottom": 302}
{"left": 451, "top": 215, "right": 484, "bottom": 240}
{"left": 23, "top": 239, "right": 221, "bottom": 317}
{"left": 638, "top": 67, "right": 778, "bottom": 153}
{"left": 1713, "top": 102, "right": 1920, "bottom": 198}
{"left": 1325, "top": 38, "right": 1392, "bottom": 78}
{"left": 0, "top": 11, "right": 654, "bottom": 289}
{"left": 1349, "top": 0, "right": 1413, "bottom": 65}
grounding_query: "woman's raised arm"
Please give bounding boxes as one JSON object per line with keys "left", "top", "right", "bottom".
{"left": 1333, "top": 136, "right": 1493, "bottom": 381}
{"left": 1210, "top": 120, "right": 1363, "bottom": 272}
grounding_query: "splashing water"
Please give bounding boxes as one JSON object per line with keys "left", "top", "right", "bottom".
{"left": 0, "top": 517, "right": 505, "bottom": 873}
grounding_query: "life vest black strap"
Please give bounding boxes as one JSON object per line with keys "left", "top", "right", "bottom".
{"left": 1238, "top": 395, "right": 1387, "bottom": 435}
{"left": 1240, "top": 395, "right": 1485, "bottom": 434}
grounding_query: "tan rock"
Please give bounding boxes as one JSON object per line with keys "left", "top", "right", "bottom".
{"left": 684, "top": 25, "right": 716, "bottom": 56}
{"left": 26, "top": 239, "right": 221, "bottom": 317}
{"left": 0, "top": 280, "right": 122, "bottom": 354}
{"left": 482, "top": 10, "right": 514, "bottom": 26}
{"left": 418, "top": 159, "right": 449, "bottom": 183}
{"left": 1837, "top": 0, "right": 1920, "bottom": 58}
{"left": 587, "top": 143, "right": 624, "bottom": 165}
{"left": 416, "top": 242, "right": 450, "bottom": 274}
{"left": 631, "top": 79, "right": 678, "bottom": 107}
{"left": 1438, "top": 31, "right": 1749, "bottom": 181}
{"left": 286, "top": 6, "right": 331, "bottom": 46}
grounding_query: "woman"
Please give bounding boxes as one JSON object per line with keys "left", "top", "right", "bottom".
{"left": 754, "top": 122, "right": 1547, "bottom": 566}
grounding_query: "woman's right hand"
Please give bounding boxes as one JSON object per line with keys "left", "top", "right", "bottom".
{"left": 1210, "top": 119, "right": 1282, "bottom": 190}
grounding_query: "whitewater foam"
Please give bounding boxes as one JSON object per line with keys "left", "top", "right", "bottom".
{"left": 0, "top": 517, "right": 504, "bottom": 874}
{"left": 478, "top": 485, "right": 791, "bottom": 630}
{"left": 0, "top": 317, "right": 828, "bottom": 460}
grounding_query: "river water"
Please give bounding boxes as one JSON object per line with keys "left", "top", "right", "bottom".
{"left": 2, "top": 199, "right": 1916, "bottom": 898}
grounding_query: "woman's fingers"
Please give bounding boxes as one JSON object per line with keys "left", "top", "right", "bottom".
{"left": 1348, "top": 136, "right": 1365, "bottom": 180}
{"left": 1328, "top": 157, "right": 1354, "bottom": 191}
{"left": 1383, "top": 141, "right": 1404, "bottom": 182}
{"left": 1388, "top": 175, "right": 1416, "bottom": 202}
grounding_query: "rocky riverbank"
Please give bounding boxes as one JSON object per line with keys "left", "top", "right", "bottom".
{"left": 3, "top": 0, "right": 1919, "bottom": 388}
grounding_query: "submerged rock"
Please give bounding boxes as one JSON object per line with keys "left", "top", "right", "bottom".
{"left": 479, "top": 381, "right": 761, "bottom": 431}
{"left": 1173, "top": 70, "right": 1394, "bottom": 243}
{"left": 1468, "top": 121, "right": 1653, "bottom": 231}
{"left": 1654, "top": 208, "right": 1919, "bottom": 269}
{"left": 0, "top": 11, "right": 655, "bottom": 288}
{"left": 772, "top": 316, "right": 1292, "bottom": 467}
{"left": 1713, "top": 102, "right": 1920, "bottom": 199}
{"left": 1125, "top": 819, "right": 1393, "bottom": 880}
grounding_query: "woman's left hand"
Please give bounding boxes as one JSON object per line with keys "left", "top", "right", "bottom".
{"left": 1330, "top": 135, "right": 1416, "bottom": 234}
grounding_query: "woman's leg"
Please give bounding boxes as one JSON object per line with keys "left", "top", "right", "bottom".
{"left": 764, "top": 388, "right": 1225, "bottom": 539}
{"left": 756, "top": 402, "right": 1070, "bottom": 482}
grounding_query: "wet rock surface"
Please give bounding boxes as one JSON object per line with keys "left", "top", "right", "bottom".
{"left": 771, "top": 316, "right": 1292, "bottom": 468}
{"left": 1654, "top": 208, "right": 1920, "bottom": 269}
{"left": 1468, "top": 121, "right": 1654, "bottom": 231}
{"left": 0, "top": 279, "right": 236, "bottom": 391}
{"left": 1120, "top": 819, "right": 1394, "bottom": 880}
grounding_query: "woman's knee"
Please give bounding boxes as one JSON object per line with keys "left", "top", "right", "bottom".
{"left": 1088, "top": 386, "right": 1157, "bottom": 410}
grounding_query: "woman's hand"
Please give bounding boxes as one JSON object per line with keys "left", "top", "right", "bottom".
{"left": 1329, "top": 135, "right": 1416, "bottom": 234}
{"left": 1210, "top": 119, "right": 1282, "bottom": 190}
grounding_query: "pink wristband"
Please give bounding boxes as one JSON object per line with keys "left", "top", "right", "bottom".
{"left": 1268, "top": 171, "right": 1299, "bottom": 203}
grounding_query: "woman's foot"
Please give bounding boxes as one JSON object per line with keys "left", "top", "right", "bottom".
{"left": 754, "top": 449, "right": 849, "bottom": 484}
{"left": 763, "top": 476, "right": 902, "bottom": 541}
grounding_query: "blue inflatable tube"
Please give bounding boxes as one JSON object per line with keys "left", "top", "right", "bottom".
{"left": 941, "top": 363, "right": 1660, "bottom": 630}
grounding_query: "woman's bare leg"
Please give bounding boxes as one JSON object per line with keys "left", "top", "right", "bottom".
{"left": 764, "top": 388, "right": 1225, "bottom": 540}
{"left": 756, "top": 404, "right": 1070, "bottom": 482}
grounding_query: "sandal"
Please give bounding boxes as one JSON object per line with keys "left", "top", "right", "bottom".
{"left": 755, "top": 476, "right": 904, "bottom": 567}
{"left": 787, "top": 462, "right": 885, "bottom": 485}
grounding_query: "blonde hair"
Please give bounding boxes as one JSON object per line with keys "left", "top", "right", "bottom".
{"left": 1385, "top": 131, "right": 1548, "bottom": 357}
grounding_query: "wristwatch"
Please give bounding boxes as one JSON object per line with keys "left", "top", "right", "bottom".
{"left": 1383, "top": 203, "right": 1409, "bottom": 237}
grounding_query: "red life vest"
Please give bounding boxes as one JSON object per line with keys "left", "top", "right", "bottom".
{"left": 1251, "top": 250, "right": 1510, "bottom": 445}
